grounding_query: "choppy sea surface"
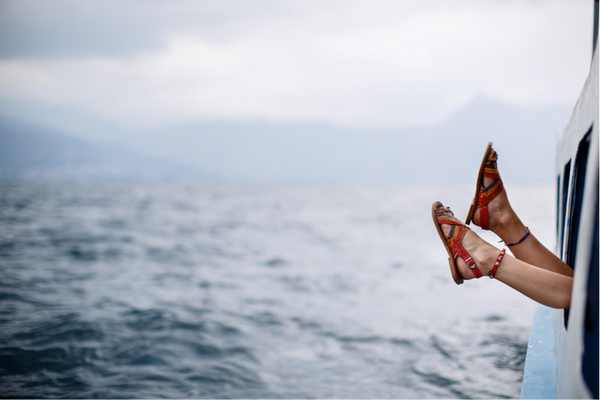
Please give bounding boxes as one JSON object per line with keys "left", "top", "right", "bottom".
{"left": 0, "top": 183, "right": 556, "bottom": 398}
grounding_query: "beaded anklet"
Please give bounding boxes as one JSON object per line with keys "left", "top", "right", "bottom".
{"left": 488, "top": 248, "right": 506, "bottom": 279}
{"left": 500, "top": 227, "right": 531, "bottom": 247}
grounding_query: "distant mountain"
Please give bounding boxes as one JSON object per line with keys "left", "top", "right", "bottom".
{"left": 0, "top": 119, "right": 219, "bottom": 182}
{"left": 107, "top": 96, "right": 572, "bottom": 184}
{"left": 0, "top": 96, "right": 574, "bottom": 184}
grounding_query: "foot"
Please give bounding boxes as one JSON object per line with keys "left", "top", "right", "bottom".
{"left": 437, "top": 206, "right": 497, "bottom": 280}
{"left": 471, "top": 149, "right": 515, "bottom": 235}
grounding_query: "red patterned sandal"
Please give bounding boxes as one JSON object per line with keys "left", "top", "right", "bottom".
{"left": 464, "top": 142, "right": 504, "bottom": 230}
{"left": 431, "top": 201, "right": 484, "bottom": 285}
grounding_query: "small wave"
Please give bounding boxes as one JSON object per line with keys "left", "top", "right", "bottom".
{"left": 412, "top": 369, "right": 460, "bottom": 388}
{"left": 0, "top": 291, "right": 44, "bottom": 305}
{"left": 110, "top": 343, "right": 174, "bottom": 367}
{"left": 67, "top": 246, "right": 98, "bottom": 262}
{"left": 197, "top": 279, "right": 239, "bottom": 290}
{"left": 322, "top": 331, "right": 415, "bottom": 348}
{"left": 0, "top": 345, "right": 99, "bottom": 375}
{"left": 482, "top": 315, "right": 505, "bottom": 322}
{"left": 189, "top": 362, "right": 263, "bottom": 388}
{"left": 0, "top": 241, "right": 17, "bottom": 256}
{"left": 278, "top": 275, "right": 312, "bottom": 293}
{"left": 244, "top": 311, "right": 284, "bottom": 326}
{"left": 479, "top": 333, "right": 527, "bottom": 372}
{"left": 7, "top": 313, "right": 105, "bottom": 346}
{"left": 290, "top": 316, "right": 321, "bottom": 330}
{"left": 98, "top": 218, "right": 128, "bottom": 229}
{"left": 121, "top": 308, "right": 242, "bottom": 339}
{"left": 335, "top": 335, "right": 386, "bottom": 343}
{"left": 263, "top": 257, "right": 288, "bottom": 267}
{"left": 429, "top": 335, "right": 456, "bottom": 361}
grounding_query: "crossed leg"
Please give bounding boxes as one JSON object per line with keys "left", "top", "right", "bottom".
{"left": 471, "top": 149, "right": 573, "bottom": 278}
{"left": 435, "top": 148, "right": 573, "bottom": 309}
{"left": 437, "top": 207, "right": 572, "bottom": 309}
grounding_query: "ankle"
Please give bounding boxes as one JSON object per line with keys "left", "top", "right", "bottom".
{"left": 493, "top": 208, "right": 522, "bottom": 239}
{"left": 498, "top": 218, "right": 528, "bottom": 245}
{"left": 473, "top": 243, "right": 499, "bottom": 276}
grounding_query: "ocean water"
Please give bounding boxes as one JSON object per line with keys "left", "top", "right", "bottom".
{"left": 0, "top": 182, "right": 556, "bottom": 398}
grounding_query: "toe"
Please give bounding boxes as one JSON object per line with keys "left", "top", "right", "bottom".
{"left": 436, "top": 206, "right": 455, "bottom": 238}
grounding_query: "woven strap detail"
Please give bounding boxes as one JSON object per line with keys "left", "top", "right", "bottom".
{"left": 477, "top": 153, "right": 503, "bottom": 230}
{"left": 436, "top": 209, "right": 483, "bottom": 278}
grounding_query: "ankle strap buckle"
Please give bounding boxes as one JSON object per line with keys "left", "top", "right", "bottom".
{"left": 464, "top": 257, "right": 477, "bottom": 269}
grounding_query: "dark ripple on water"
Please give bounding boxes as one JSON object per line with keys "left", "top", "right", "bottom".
{"left": 0, "top": 183, "right": 534, "bottom": 398}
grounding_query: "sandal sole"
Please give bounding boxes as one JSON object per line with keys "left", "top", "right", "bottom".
{"left": 431, "top": 201, "right": 464, "bottom": 285}
{"left": 465, "top": 141, "right": 493, "bottom": 226}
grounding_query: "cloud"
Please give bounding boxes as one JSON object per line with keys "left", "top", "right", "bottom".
{"left": 0, "top": 0, "right": 295, "bottom": 59}
{"left": 0, "top": 0, "right": 593, "bottom": 128}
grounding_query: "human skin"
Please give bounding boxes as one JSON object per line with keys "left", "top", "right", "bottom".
{"left": 437, "top": 149, "right": 573, "bottom": 309}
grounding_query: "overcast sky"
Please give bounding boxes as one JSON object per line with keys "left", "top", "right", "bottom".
{"left": 0, "top": 0, "right": 594, "bottom": 130}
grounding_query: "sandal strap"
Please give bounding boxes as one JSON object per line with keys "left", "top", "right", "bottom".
{"left": 477, "top": 153, "right": 504, "bottom": 230}
{"left": 483, "top": 154, "right": 501, "bottom": 179}
{"left": 435, "top": 208, "right": 483, "bottom": 278}
{"left": 447, "top": 226, "right": 481, "bottom": 278}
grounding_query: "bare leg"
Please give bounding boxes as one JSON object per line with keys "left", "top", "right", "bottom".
{"left": 471, "top": 149, "right": 573, "bottom": 278}
{"left": 492, "top": 252, "right": 572, "bottom": 310}
{"left": 439, "top": 212, "right": 573, "bottom": 309}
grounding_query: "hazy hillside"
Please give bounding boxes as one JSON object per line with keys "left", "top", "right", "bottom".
{"left": 114, "top": 97, "right": 572, "bottom": 184}
{"left": 0, "top": 119, "right": 218, "bottom": 182}
{"left": 0, "top": 97, "right": 573, "bottom": 184}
